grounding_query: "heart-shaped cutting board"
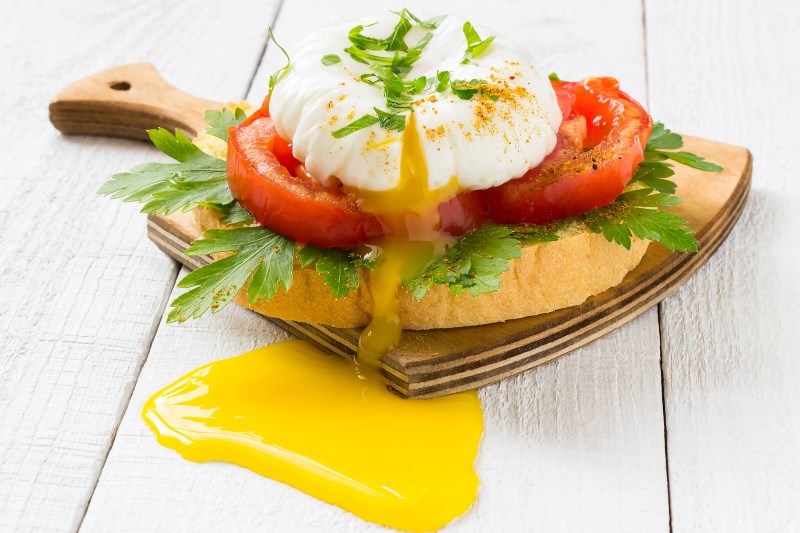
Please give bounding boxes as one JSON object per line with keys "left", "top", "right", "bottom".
{"left": 51, "top": 64, "right": 752, "bottom": 398}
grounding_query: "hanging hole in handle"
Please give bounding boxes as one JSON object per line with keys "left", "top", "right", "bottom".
{"left": 109, "top": 81, "right": 131, "bottom": 91}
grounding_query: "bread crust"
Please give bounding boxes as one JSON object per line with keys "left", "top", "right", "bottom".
{"left": 192, "top": 207, "right": 649, "bottom": 330}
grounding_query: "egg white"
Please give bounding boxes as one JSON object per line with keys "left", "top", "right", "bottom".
{"left": 269, "top": 14, "right": 561, "bottom": 193}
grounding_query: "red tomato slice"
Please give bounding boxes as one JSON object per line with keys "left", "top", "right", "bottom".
{"left": 227, "top": 111, "right": 385, "bottom": 249}
{"left": 438, "top": 191, "right": 487, "bottom": 235}
{"left": 227, "top": 100, "right": 485, "bottom": 248}
{"left": 484, "top": 77, "right": 653, "bottom": 224}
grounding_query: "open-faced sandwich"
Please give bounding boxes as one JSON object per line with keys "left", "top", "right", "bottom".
{"left": 99, "top": 10, "right": 721, "bottom": 361}
{"left": 91, "top": 10, "right": 726, "bottom": 531}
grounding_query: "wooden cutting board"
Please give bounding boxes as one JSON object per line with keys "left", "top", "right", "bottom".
{"left": 50, "top": 64, "right": 752, "bottom": 398}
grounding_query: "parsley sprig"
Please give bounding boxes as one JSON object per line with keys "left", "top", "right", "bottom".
{"left": 99, "top": 110, "right": 367, "bottom": 316}
{"left": 461, "top": 22, "right": 495, "bottom": 64}
{"left": 168, "top": 227, "right": 295, "bottom": 323}
{"left": 406, "top": 224, "right": 521, "bottom": 299}
{"left": 97, "top": 128, "right": 235, "bottom": 214}
{"left": 631, "top": 122, "right": 723, "bottom": 193}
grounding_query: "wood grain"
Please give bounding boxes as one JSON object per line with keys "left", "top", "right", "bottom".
{"left": 50, "top": 63, "right": 219, "bottom": 141}
{"left": 82, "top": 1, "right": 673, "bottom": 532}
{"left": 0, "top": 1, "right": 281, "bottom": 532}
{"left": 646, "top": 0, "right": 800, "bottom": 530}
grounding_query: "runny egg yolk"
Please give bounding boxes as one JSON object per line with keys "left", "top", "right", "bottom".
{"left": 357, "top": 113, "right": 457, "bottom": 364}
{"left": 143, "top": 341, "right": 483, "bottom": 532}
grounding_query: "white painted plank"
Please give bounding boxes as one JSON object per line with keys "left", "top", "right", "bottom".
{"left": 82, "top": 0, "right": 670, "bottom": 531}
{"left": 645, "top": 0, "right": 800, "bottom": 530}
{"left": 0, "top": 1, "right": 281, "bottom": 531}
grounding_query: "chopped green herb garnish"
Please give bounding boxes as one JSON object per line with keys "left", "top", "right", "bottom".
{"left": 332, "top": 114, "right": 380, "bottom": 138}
{"left": 374, "top": 107, "right": 407, "bottom": 132}
{"left": 461, "top": 22, "right": 495, "bottom": 64}
{"left": 391, "top": 9, "right": 446, "bottom": 29}
{"left": 328, "top": 10, "right": 446, "bottom": 136}
{"left": 450, "top": 79, "right": 497, "bottom": 101}
{"left": 435, "top": 70, "right": 451, "bottom": 92}
{"left": 386, "top": 16, "right": 413, "bottom": 51}
{"left": 268, "top": 27, "right": 291, "bottom": 95}
{"left": 548, "top": 72, "right": 561, "bottom": 82}
{"left": 321, "top": 54, "right": 341, "bottom": 66}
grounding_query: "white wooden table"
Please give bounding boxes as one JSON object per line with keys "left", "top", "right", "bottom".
{"left": 1, "top": 0, "right": 798, "bottom": 531}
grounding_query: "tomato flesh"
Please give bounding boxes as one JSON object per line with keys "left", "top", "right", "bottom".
{"left": 227, "top": 78, "right": 651, "bottom": 249}
{"left": 228, "top": 114, "right": 385, "bottom": 248}
{"left": 483, "top": 77, "right": 653, "bottom": 224}
{"left": 227, "top": 100, "right": 485, "bottom": 248}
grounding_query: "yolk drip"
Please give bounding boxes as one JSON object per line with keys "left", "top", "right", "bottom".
{"left": 357, "top": 113, "right": 458, "bottom": 363}
{"left": 143, "top": 340, "right": 483, "bottom": 532}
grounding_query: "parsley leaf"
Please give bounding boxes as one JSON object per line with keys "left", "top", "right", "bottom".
{"left": 435, "top": 70, "right": 451, "bottom": 92}
{"left": 98, "top": 128, "right": 229, "bottom": 212}
{"left": 332, "top": 114, "right": 380, "bottom": 138}
{"left": 321, "top": 54, "right": 342, "bottom": 66}
{"left": 348, "top": 23, "right": 388, "bottom": 51}
{"left": 663, "top": 151, "right": 724, "bottom": 172}
{"left": 386, "top": 16, "right": 412, "bottom": 51}
{"left": 450, "top": 79, "right": 497, "bottom": 101}
{"left": 406, "top": 223, "right": 522, "bottom": 299}
{"left": 143, "top": 176, "right": 233, "bottom": 215}
{"left": 632, "top": 161, "right": 677, "bottom": 194}
{"left": 297, "top": 246, "right": 360, "bottom": 298}
{"left": 461, "top": 22, "right": 495, "bottom": 64}
{"left": 631, "top": 121, "right": 723, "bottom": 193}
{"left": 583, "top": 188, "right": 696, "bottom": 252}
{"left": 374, "top": 107, "right": 406, "bottom": 132}
{"left": 168, "top": 227, "right": 295, "bottom": 323}
{"left": 204, "top": 107, "right": 247, "bottom": 142}
{"left": 646, "top": 122, "right": 683, "bottom": 150}
{"left": 392, "top": 9, "right": 446, "bottom": 29}
{"left": 219, "top": 202, "right": 255, "bottom": 225}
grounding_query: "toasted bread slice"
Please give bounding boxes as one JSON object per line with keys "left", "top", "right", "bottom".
{"left": 192, "top": 207, "right": 648, "bottom": 330}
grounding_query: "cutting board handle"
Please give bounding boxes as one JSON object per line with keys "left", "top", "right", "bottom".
{"left": 49, "top": 63, "right": 223, "bottom": 140}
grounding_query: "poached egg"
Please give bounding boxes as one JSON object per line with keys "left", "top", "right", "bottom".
{"left": 269, "top": 14, "right": 561, "bottom": 196}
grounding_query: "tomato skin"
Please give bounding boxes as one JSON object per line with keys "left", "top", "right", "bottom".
{"left": 227, "top": 114, "right": 385, "bottom": 248}
{"left": 438, "top": 192, "right": 487, "bottom": 236}
{"left": 484, "top": 77, "right": 653, "bottom": 225}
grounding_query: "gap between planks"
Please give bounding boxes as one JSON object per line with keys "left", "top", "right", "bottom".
{"left": 640, "top": 0, "right": 674, "bottom": 527}
{"left": 74, "top": 3, "right": 286, "bottom": 530}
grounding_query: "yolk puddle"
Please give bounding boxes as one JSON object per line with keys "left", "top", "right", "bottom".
{"left": 143, "top": 340, "right": 483, "bottom": 532}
